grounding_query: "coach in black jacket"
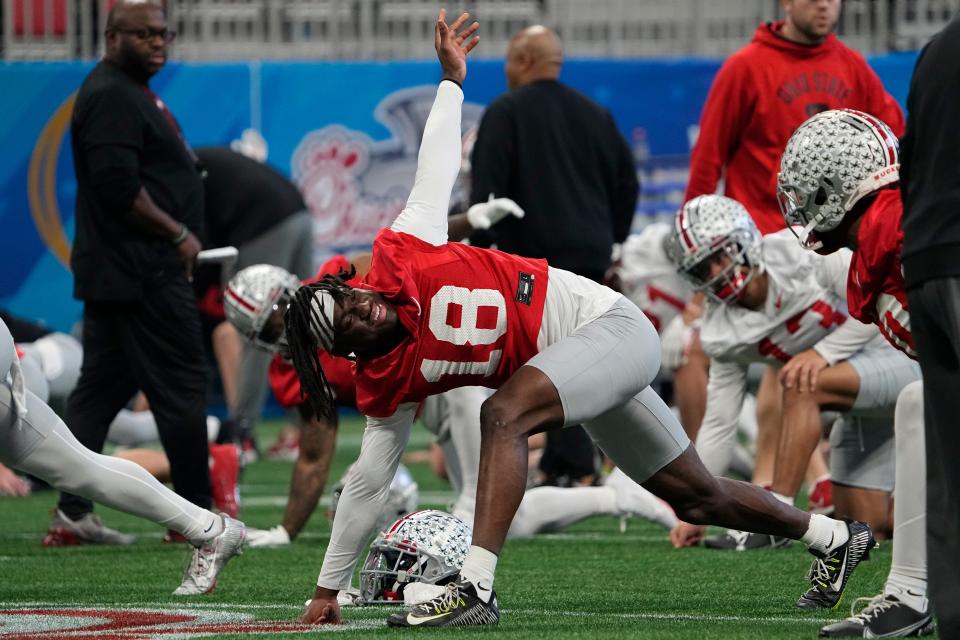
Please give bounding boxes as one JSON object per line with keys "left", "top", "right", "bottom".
{"left": 469, "top": 25, "right": 639, "bottom": 487}
{"left": 56, "top": 0, "right": 212, "bottom": 542}
{"left": 900, "top": 14, "right": 960, "bottom": 639}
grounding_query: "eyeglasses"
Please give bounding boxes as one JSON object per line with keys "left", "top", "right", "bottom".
{"left": 112, "top": 27, "right": 177, "bottom": 43}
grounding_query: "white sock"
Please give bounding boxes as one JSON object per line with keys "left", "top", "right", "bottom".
{"left": 771, "top": 491, "right": 794, "bottom": 506}
{"left": 801, "top": 514, "right": 848, "bottom": 554}
{"left": 460, "top": 545, "right": 497, "bottom": 603}
{"left": 192, "top": 515, "right": 225, "bottom": 544}
{"left": 885, "top": 572, "right": 928, "bottom": 612}
{"left": 508, "top": 486, "right": 617, "bottom": 537}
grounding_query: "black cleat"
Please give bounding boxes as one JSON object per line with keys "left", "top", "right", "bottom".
{"left": 797, "top": 520, "right": 877, "bottom": 610}
{"left": 819, "top": 593, "right": 934, "bottom": 637}
{"left": 704, "top": 529, "right": 792, "bottom": 551}
{"left": 386, "top": 578, "right": 499, "bottom": 627}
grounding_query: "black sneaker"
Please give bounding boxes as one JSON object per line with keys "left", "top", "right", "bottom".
{"left": 819, "top": 593, "right": 934, "bottom": 637}
{"left": 704, "top": 529, "right": 792, "bottom": 551}
{"left": 386, "top": 579, "right": 499, "bottom": 627}
{"left": 797, "top": 520, "right": 877, "bottom": 610}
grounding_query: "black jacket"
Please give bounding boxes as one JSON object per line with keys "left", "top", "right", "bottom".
{"left": 70, "top": 61, "right": 204, "bottom": 301}
{"left": 900, "top": 14, "right": 960, "bottom": 288}
{"left": 469, "top": 80, "right": 639, "bottom": 280}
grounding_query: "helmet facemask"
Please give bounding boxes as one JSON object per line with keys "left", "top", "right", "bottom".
{"left": 681, "top": 236, "right": 758, "bottom": 304}
{"left": 670, "top": 195, "right": 763, "bottom": 306}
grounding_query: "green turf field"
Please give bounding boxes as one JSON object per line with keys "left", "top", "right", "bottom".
{"left": 0, "top": 416, "right": 929, "bottom": 639}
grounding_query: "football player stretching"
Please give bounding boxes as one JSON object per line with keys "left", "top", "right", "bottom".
{"left": 289, "top": 10, "right": 877, "bottom": 628}
{"left": 777, "top": 109, "right": 932, "bottom": 637}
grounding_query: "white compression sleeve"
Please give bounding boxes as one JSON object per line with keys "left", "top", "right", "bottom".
{"left": 695, "top": 359, "right": 748, "bottom": 476}
{"left": 889, "top": 381, "right": 928, "bottom": 589}
{"left": 389, "top": 80, "right": 464, "bottom": 246}
{"left": 317, "top": 404, "right": 416, "bottom": 590}
{"left": 1, "top": 387, "right": 218, "bottom": 542}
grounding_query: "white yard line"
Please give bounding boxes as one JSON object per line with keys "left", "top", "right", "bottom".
{"left": 0, "top": 601, "right": 833, "bottom": 625}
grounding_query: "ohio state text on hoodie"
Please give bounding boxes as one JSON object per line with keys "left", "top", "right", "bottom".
{"left": 685, "top": 21, "right": 904, "bottom": 235}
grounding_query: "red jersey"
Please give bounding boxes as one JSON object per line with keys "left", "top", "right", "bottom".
{"left": 355, "top": 229, "right": 549, "bottom": 417}
{"left": 268, "top": 255, "right": 359, "bottom": 409}
{"left": 846, "top": 189, "right": 915, "bottom": 358}
{"left": 685, "top": 21, "right": 905, "bottom": 235}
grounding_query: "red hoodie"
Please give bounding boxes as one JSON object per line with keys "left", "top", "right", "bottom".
{"left": 685, "top": 22, "right": 904, "bottom": 235}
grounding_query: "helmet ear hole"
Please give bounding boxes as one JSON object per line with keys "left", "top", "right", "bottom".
{"left": 814, "top": 186, "right": 829, "bottom": 206}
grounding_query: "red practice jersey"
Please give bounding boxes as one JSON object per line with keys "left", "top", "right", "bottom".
{"left": 846, "top": 189, "right": 915, "bottom": 358}
{"left": 269, "top": 255, "right": 358, "bottom": 409}
{"left": 355, "top": 229, "right": 549, "bottom": 417}
{"left": 685, "top": 21, "right": 905, "bottom": 235}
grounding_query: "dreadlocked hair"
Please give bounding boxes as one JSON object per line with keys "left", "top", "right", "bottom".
{"left": 284, "top": 265, "right": 357, "bottom": 420}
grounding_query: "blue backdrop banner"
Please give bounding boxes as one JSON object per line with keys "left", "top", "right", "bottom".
{"left": 0, "top": 53, "right": 919, "bottom": 332}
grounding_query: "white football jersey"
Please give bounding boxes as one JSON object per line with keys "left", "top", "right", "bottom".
{"left": 699, "top": 230, "right": 850, "bottom": 366}
{"left": 695, "top": 230, "right": 883, "bottom": 476}
{"left": 618, "top": 224, "right": 693, "bottom": 334}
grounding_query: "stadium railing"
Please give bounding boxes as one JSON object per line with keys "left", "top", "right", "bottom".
{"left": 2, "top": 0, "right": 956, "bottom": 60}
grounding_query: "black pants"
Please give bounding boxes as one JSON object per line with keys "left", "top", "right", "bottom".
{"left": 907, "top": 278, "right": 960, "bottom": 640}
{"left": 58, "top": 278, "right": 212, "bottom": 516}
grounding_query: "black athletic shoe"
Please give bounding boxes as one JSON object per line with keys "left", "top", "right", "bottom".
{"left": 703, "top": 529, "right": 792, "bottom": 551}
{"left": 797, "top": 520, "right": 877, "bottom": 610}
{"left": 386, "top": 579, "right": 499, "bottom": 627}
{"left": 819, "top": 593, "right": 934, "bottom": 637}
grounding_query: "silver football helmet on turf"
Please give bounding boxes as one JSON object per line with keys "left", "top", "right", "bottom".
{"left": 359, "top": 509, "right": 472, "bottom": 603}
{"left": 667, "top": 195, "right": 762, "bottom": 304}
{"left": 777, "top": 109, "right": 900, "bottom": 251}
{"left": 330, "top": 463, "right": 419, "bottom": 535}
{"left": 224, "top": 264, "right": 301, "bottom": 351}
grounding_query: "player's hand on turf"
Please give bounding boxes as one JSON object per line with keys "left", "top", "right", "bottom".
{"left": 670, "top": 521, "right": 705, "bottom": 548}
{"left": 779, "top": 348, "right": 828, "bottom": 394}
{"left": 0, "top": 463, "right": 30, "bottom": 497}
{"left": 435, "top": 9, "right": 479, "bottom": 85}
{"left": 301, "top": 588, "right": 342, "bottom": 625}
{"left": 176, "top": 231, "right": 202, "bottom": 283}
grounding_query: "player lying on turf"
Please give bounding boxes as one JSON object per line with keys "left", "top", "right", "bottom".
{"left": 225, "top": 259, "right": 676, "bottom": 548}
{"left": 281, "top": 11, "right": 877, "bottom": 627}
{"left": 666, "top": 195, "right": 918, "bottom": 549}
{"left": 777, "top": 109, "right": 932, "bottom": 637}
{"left": 0, "top": 318, "right": 245, "bottom": 595}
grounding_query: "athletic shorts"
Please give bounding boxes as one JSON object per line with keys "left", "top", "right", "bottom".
{"left": 849, "top": 344, "right": 922, "bottom": 414}
{"left": 527, "top": 298, "right": 689, "bottom": 482}
{"left": 829, "top": 414, "right": 895, "bottom": 492}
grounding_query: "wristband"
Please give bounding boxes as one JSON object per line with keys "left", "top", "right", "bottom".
{"left": 171, "top": 223, "right": 189, "bottom": 245}
{"left": 441, "top": 77, "right": 462, "bottom": 89}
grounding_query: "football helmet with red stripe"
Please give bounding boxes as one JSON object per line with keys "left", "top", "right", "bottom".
{"left": 667, "top": 194, "right": 762, "bottom": 304}
{"left": 224, "top": 264, "right": 301, "bottom": 351}
{"left": 777, "top": 109, "right": 900, "bottom": 251}
{"left": 359, "top": 509, "right": 471, "bottom": 604}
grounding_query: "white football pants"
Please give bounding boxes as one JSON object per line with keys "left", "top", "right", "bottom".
{"left": 1, "top": 319, "right": 219, "bottom": 542}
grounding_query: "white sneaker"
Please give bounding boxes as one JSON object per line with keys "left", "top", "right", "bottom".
{"left": 245, "top": 524, "right": 291, "bottom": 548}
{"left": 43, "top": 509, "right": 136, "bottom": 546}
{"left": 606, "top": 467, "right": 678, "bottom": 530}
{"left": 173, "top": 516, "right": 245, "bottom": 595}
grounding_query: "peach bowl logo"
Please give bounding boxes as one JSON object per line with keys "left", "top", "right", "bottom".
{"left": 0, "top": 606, "right": 379, "bottom": 638}
{"left": 291, "top": 86, "right": 483, "bottom": 262}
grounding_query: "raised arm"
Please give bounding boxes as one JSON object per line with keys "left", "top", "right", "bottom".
{"left": 390, "top": 11, "right": 479, "bottom": 246}
{"left": 302, "top": 403, "right": 417, "bottom": 624}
